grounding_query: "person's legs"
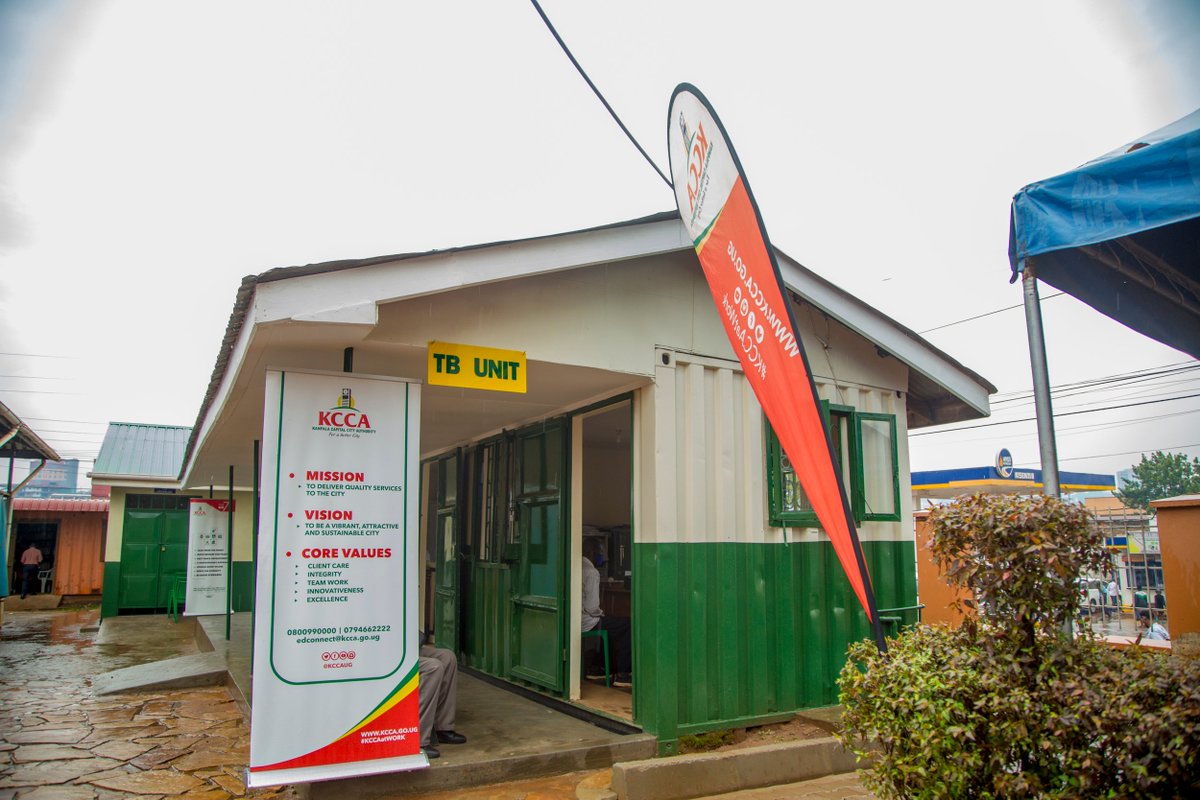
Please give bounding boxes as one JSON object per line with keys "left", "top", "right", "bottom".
{"left": 21, "top": 565, "right": 37, "bottom": 598}
{"left": 417, "top": 656, "right": 444, "bottom": 755}
{"left": 420, "top": 645, "right": 458, "bottom": 734}
{"left": 600, "top": 616, "right": 632, "bottom": 675}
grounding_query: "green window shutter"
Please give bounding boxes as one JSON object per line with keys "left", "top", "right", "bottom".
{"left": 766, "top": 404, "right": 900, "bottom": 526}
{"left": 853, "top": 413, "right": 901, "bottom": 522}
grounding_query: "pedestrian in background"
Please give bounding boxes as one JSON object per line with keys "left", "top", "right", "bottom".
{"left": 1105, "top": 577, "right": 1120, "bottom": 620}
{"left": 1133, "top": 588, "right": 1149, "bottom": 619}
{"left": 19, "top": 543, "right": 43, "bottom": 599}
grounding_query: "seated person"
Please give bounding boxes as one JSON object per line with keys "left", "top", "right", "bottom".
{"left": 1138, "top": 615, "right": 1169, "bottom": 641}
{"left": 582, "top": 539, "right": 632, "bottom": 686}
{"left": 418, "top": 642, "right": 467, "bottom": 759}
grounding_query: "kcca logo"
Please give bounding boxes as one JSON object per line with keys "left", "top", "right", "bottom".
{"left": 316, "top": 388, "right": 372, "bottom": 429}
{"left": 678, "top": 111, "right": 712, "bottom": 215}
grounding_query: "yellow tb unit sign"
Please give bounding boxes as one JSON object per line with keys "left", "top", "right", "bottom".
{"left": 427, "top": 341, "right": 527, "bottom": 394}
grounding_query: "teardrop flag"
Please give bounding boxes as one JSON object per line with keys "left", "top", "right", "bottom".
{"left": 667, "top": 84, "right": 884, "bottom": 649}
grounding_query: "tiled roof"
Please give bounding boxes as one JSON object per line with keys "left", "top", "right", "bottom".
{"left": 93, "top": 423, "right": 191, "bottom": 479}
{"left": 14, "top": 498, "right": 109, "bottom": 513}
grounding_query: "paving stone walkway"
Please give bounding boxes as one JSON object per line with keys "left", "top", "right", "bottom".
{"left": 0, "top": 607, "right": 299, "bottom": 800}
{"left": 0, "top": 607, "right": 872, "bottom": 800}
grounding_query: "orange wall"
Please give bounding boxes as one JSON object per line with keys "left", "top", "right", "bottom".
{"left": 915, "top": 511, "right": 973, "bottom": 626}
{"left": 1155, "top": 497, "right": 1200, "bottom": 643}
{"left": 13, "top": 510, "right": 106, "bottom": 596}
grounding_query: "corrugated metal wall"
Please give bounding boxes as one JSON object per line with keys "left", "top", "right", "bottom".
{"left": 635, "top": 351, "right": 917, "bottom": 747}
{"left": 14, "top": 510, "right": 106, "bottom": 596}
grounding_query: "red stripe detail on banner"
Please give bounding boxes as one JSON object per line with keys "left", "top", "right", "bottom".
{"left": 696, "top": 178, "right": 873, "bottom": 619}
{"left": 250, "top": 686, "right": 420, "bottom": 773}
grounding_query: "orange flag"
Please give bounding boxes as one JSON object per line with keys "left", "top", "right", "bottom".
{"left": 668, "top": 84, "right": 884, "bottom": 648}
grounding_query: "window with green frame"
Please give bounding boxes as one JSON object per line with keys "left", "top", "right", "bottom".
{"left": 766, "top": 401, "right": 901, "bottom": 527}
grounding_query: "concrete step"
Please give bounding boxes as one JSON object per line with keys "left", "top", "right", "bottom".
{"left": 3, "top": 594, "right": 62, "bottom": 611}
{"left": 611, "top": 737, "right": 860, "bottom": 800}
{"left": 93, "top": 652, "right": 230, "bottom": 695}
{"left": 309, "top": 735, "right": 657, "bottom": 799}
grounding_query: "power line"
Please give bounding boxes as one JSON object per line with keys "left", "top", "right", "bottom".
{"left": 911, "top": 391, "right": 1200, "bottom": 436}
{"left": 917, "top": 292, "right": 1065, "bottom": 335}
{"left": 0, "top": 352, "right": 78, "bottom": 359}
{"left": 32, "top": 429, "right": 106, "bottom": 438}
{"left": 529, "top": 0, "right": 672, "bottom": 189}
{"left": 1054, "top": 385, "right": 1200, "bottom": 414}
{"left": 990, "top": 361, "right": 1200, "bottom": 404}
{"left": 1049, "top": 443, "right": 1200, "bottom": 464}
{"left": 968, "top": 384, "right": 1200, "bottom": 428}
{"left": 993, "top": 369, "right": 1200, "bottom": 406}
{"left": 1054, "top": 408, "right": 1200, "bottom": 437}
{"left": 909, "top": 407, "right": 1200, "bottom": 448}
{"left": 1, "top": 388, "right": 83, "bottom": 395}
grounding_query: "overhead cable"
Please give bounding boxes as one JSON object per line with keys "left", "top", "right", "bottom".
{"left": 529, "top": 0, "right": 672, "bottom": 189}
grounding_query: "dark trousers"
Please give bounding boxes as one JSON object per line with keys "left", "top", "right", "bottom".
{"left": 21, "top": 565, "right": 39, "bottom": 597}
{"left": 597, "top": 616, "right": 632, "bottom": 674}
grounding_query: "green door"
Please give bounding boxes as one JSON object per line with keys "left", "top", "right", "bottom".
{"left": 432, "top": 452, "right": 461, "bottom": 651}
{"left": 509, "top": 421, "right": 567, "bottom": 691}
{"left": 118, "top": 495, "right": 190, "bottom": 610}
{"left": 462, "top": 436, "right": 515, "bottom": 678}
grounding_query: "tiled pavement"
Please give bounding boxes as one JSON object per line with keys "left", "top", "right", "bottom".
{"left": 0, "top": 607, "right": 299, "bottom": 800}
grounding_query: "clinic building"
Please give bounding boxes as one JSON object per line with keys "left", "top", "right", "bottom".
{"left": 96, "top": 212, "right": 993, "bottom": 750}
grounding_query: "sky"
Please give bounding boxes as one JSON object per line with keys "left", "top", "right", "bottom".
{"left": 1, "top": 0, "right": 1198, "bottom": 489}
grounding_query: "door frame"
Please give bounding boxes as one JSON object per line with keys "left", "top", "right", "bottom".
{"left": 567, "top": 394, "right": 635, "bottom": 701}
{"left": 424, "top": 450, "right": 464, "bottom": 652}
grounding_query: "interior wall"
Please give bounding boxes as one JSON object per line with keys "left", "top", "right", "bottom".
{"left": 583, "top": 443, "right": 630, "bottom": 528}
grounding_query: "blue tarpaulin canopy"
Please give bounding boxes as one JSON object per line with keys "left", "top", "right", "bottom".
{"left": 1009, "top": 109, "right": 1200, "bottom": 359}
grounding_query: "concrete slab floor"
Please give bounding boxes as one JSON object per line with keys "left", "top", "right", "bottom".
{"left": 192, "top": 613, "right": 656, "bottom": 796}
{"left": 306, "top": 672, "right": 655, "bottom": 798}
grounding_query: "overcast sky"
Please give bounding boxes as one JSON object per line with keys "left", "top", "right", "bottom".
{"left": 2, "top": 0, "right": 1198, "bottom": 487}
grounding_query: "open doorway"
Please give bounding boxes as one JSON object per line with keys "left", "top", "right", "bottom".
{"left": 13, "top": 521, "right": 58, "bottom": 597}
{"left": 573, "top": 398, "right": 634, "bottom": 721}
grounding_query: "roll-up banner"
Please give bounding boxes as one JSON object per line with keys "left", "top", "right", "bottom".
{"left": 185, "top": 499, "right": 233, "bottom": 616}
{"left": 248, "top": 369, "right": 425, "bottom": 787}
{"left": 667, "top": 84, "right": 884, "bottom": 648}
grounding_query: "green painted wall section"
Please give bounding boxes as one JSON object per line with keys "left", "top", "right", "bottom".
{"left": 100, "top": 559, "right": 254, "bottom": 615}
{"left": 634, "top": 539, "right": 916, "bottom": 745}
{"left": 231, "top": 561, "right": 255, "bottom": 613}
{"left": 101, "top": 562, "right": 121, "bottom": 618}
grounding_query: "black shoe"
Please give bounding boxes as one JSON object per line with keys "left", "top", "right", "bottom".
{"left": 613, "top": 673, "right": 632, "bottom": 687}
{"left": 423, "top": 745, "right": 440, "bottom": 759}
{"left": 436, "top": 730, "right": 466, "bottom": 745}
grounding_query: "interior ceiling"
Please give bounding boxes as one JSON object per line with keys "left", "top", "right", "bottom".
{"left": 185, "top": 332, "right": 645, "bottom": 489}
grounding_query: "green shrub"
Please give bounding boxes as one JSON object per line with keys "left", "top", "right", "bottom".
{"left": 838, "top": 493, "right": 1200, "bottom": 798}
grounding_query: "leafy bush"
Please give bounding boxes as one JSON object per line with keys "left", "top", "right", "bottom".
{"left": 838, "top": 493, "right": 1200, "bottom": 798}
